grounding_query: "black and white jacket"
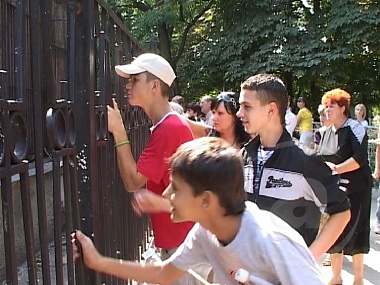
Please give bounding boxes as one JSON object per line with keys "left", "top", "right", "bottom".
{"left": 242, "top": 130, "right": 350, "bottom": 246}
{"left": 318, "top": 118, "right": 372, "bottom": 195}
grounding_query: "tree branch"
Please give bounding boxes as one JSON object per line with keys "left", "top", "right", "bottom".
{"left": 298, "top": 0, "right": 313, "bottom": 17}
{"left": 115, "top": 4, "right": 134, "bottom": 10}
{"left": 132, "top": 0, "right": 151, "bottom": 12}
{"left": 174, "top": 0, "right": 216, "bottom": 65}
{"left": 179, "top": 2, "right": 185, "bottom": 22}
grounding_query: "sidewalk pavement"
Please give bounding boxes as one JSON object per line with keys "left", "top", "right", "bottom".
{"left": 317, "top": 189, "right": 380, "bottom": 285}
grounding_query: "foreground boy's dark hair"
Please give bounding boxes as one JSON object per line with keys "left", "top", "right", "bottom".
{"left": 169, "top": 137, "right": 246, "bottom": 216}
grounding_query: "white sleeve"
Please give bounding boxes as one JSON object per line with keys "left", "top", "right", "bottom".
{"left": 168, "top": 223, "right": 210, "bottom": 271}
{"left": 285, "top": 113, "right": 297, "bottom": 136}
{"left": 265, "top": 237, "right": 325, "bottom": 285}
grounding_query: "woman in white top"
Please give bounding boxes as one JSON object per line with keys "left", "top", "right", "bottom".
{"left": 355, "top": 103, "right": 369, "bottom": 129}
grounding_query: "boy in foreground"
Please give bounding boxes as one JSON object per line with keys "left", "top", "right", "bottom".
{"left": 73, "top": 137, "right": 325, "bottom": 285}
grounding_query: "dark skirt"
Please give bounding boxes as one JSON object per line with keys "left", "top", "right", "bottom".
{"left": 328, "top": 189, "right": 372, "bottom": 255}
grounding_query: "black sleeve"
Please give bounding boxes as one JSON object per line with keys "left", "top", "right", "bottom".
{"left": 304, "top": 155, "right": 350, "bottom": 215}
{"left": 349, "top": 128, "right": 368, "bottom": 167}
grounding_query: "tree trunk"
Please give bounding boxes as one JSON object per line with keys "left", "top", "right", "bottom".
{"left": 283, "top": 71, "right": 293, "bottom": 98}
{"left": 157, "top": 23, "right": 180, "bottom": 96}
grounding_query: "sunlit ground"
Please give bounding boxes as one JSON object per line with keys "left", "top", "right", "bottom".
{"left": 318, "top": 194, "right": 380, "bottom": 285}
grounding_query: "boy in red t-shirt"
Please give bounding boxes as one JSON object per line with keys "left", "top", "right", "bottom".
{"left": 108, "top": 53, "right": 208, "bottom": 284}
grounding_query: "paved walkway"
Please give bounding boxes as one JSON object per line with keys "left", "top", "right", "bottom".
{"left": 317, "top": 190, "right": 380, "bottom": 285}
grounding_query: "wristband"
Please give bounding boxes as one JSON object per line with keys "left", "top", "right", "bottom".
{"left": 115, "top": 140, "right": 130, "bottom": 147}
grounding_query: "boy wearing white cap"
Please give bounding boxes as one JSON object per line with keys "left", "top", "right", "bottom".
{"left": 108, "top": 53, "right": 208, "bottom": 284}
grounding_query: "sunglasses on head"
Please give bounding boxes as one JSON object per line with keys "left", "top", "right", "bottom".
{"left": 218, "top": 93, "right": 237, "bottom": 109}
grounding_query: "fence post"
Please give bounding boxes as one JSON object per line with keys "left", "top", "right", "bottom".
{"left": 71, "top": 0, "right": 98, "bottom": 283}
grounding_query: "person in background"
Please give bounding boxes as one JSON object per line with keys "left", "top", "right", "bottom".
{"left": 238, "top": 74, "right": 350, "bottom": 261}
{"left": 208, "top": 92, "right": 250, "bottom": 148}
{"left": 186, "top": 92, "right": 250, "bottom": 148}
{"left": 73, "top": 137, "right": 326, "bottom": 285}
{"left": 200, "top": 95, "right": 215, "bottom": 126}
{"left": 170, "top": 101, "right": 184, "bottom": 115}
{"left": 314, "top": 104, "right": 331, "bottom": 150}
{"left": 314, "top": 104, "right": 333, "bottom": 267}
{"left": 108, "top": 53, "right": 207, "bottom": 284}
{"left": 131, "top": 92, "right": 250, "bottom": 215}
{"left": 172, "top": 95, "right": 185, "bottom": 109}
{"left": 317, "top": 88, "right": 372, "bottom": 285}
{"left": 354, "top": 103, "right": 369, "bottom": 130}
{"left": 296, "top": 96, "right": 314, "bottom": 147}
{"left": 285, "top": 95, "right": 297, "bottom": 136}
{"left": 372, "top": 125, "right": 380, "bottom": 235}
{"left": 186, "top": 102, "right": 202, "bottom": 122}
{"left": 372, "top": 115, "right": 380, "bottom": 127}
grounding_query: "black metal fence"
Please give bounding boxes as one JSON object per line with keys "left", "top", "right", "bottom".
{"left": 0, "top": 0, "right": 151, "bottom": 284}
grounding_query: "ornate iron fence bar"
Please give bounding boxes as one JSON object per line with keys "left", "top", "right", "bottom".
{"left": 29, "top": 0, "right": 52, "bottom": 282}
{"left": 72, "top": 0, "right": 150, "bottom": 284}
{"left": 1, "top": 0, "right": 150, "bottom": 284}
{"left": 19, "top": 166, "right": 38, "bottom": 285}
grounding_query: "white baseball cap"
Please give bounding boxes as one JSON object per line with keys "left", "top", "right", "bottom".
{"left": 115, "top": 53, "right": 176, "bottom": 86}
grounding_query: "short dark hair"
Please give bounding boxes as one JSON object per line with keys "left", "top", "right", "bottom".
{"left": 187, "top": 102, "right": 201, "bottom": 116}
{"left": 210, "top": 97, "right": 217, "bottom": 110}
{"left": 241, "top": 74, "right": 288, "bottom": 125}
{"left": 169, "top": 137, "right": 246, "bottom": 216}
{"left": 297, "top": 96, "right": 306, "bottom": 103}
{"left": 297, "top": 96, "right": 308, "bottom": 107}
{"left": 146, "top": 72, "right": 170, "bottom": 97}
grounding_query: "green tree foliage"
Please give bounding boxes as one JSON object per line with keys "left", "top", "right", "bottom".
{"left": 106, "top": 0, "right": 216, "bottom": 98}
{"left": 180, "top": 0, "right": 307, "bottom": 94}
{"left": 181, "top": 0, "right": 380, "bottom": 111}
{"left": 322, "top": 1, "right": 380, "bottom": 110}
{"left": 107, "top": 0, "right": 380, "bottom": 116}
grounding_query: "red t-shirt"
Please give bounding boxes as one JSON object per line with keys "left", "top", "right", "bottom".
{"left": 137, "top": 113, "right": 194, "bottom": 249}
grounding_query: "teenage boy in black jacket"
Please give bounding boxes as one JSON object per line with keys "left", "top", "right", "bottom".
{"left": 237, "top": 74, "right": 351, "bottom": 260}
